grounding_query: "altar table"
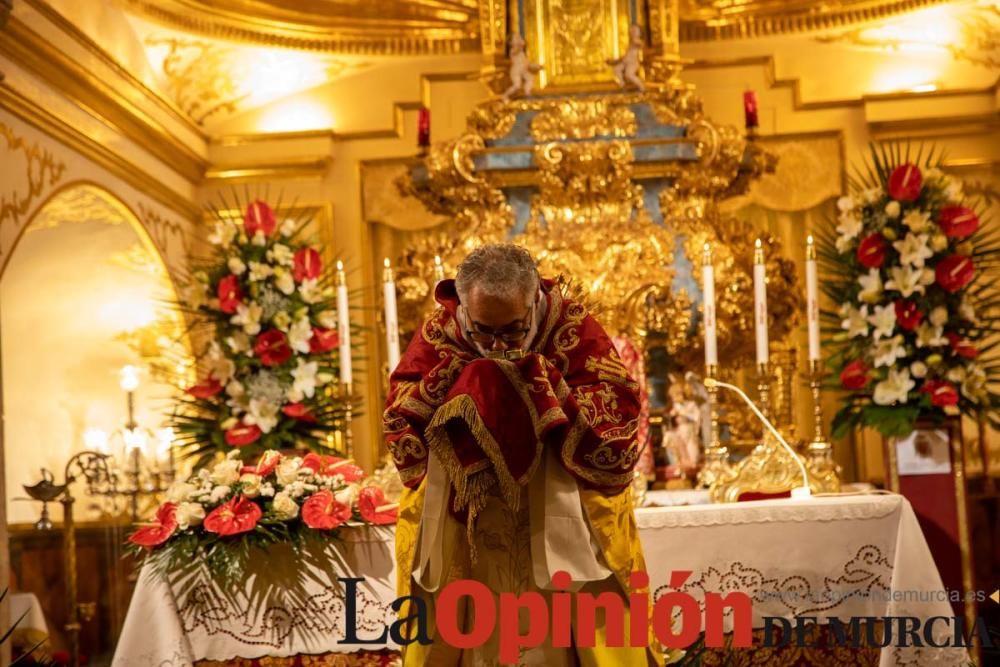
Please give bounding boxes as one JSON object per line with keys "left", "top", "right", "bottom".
{"left": 113, "top": 493, "right": 968, "bottom": 666}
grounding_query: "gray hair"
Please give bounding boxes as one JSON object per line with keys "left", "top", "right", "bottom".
{"left": 455, "top": 243, "right": 539, "bottom": 305}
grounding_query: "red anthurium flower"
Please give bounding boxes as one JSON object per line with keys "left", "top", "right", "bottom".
{"left": 293, "top": 247, "right": 322, "bottom": 283}
{"left": 244, "top": 200, "right": 277, "bottom": 237}
{"left": 225, "top": 423, "right": 262, "bottom": 447}
{"left": 894, "top": 300, "right": 923, "bottom": 332}
{"left": 888, "top": 163, "right": 922, "bottom": 202}
{"left": 309, "top": 327, "right": 339, "bottom": 354}
{"left": 840, "top": 360, "right": 870, "bottom": 390}
{"left": 281, "top": 402, "right": 317, "bottom": 423}
{"left": 187, "top": 378, "right": 223, "bottom": 399}
{"left": 920, "top": 379, "right": 959, "bottom": 407}
{"left": 254, "top": 329, "right": 292, "bottom": 367}
{"left": 204, "top": 495, "right": 262, "bottom": 536}
{"left": 937, "top": 206, "right": 979, "bottom": 239}
{"left": 856, "top": 234, "right": 887, "bottom": 269}
{"left": 935, "top": 255, "right": 975, "bottom": 293}
{"left": 358, "top": 486, "right": 398, "bottom": 525}
{"left": 241, "top": 450, "right": 282, "bottom": 476}
{"left": 128, "top": 503, "right": 178, "bottom": 548}
{"left": 301, "top": 490, "right": 352, "bottom": 530}
{"left": 301, "top": 454, "right": 364, "bottom": 481}
{"left": 217, "top": 275, "right": 243, "bottom": 314}
{"left": 945, "top": 333, "right": 978, "bottom": 359}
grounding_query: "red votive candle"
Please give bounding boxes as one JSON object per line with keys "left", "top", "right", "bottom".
{"left": 743, "top": 90, "right": 759, "bottom": 130}
{"left": 417, "top": 107, "right": 431, "bottom": 149}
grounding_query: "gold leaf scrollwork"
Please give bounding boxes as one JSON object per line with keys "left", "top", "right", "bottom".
{"left": 0, "top": 122, "right": 67, "bottom": 230}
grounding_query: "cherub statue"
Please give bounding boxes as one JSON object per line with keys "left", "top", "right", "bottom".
{"left": 607, "top": 24, "right": 645, "bottom": 92}
{"left": 502, "top": 33, "right": 543, "bottom": 100}
{"left": 663, "top": 374, "right": 703, "bottom": 473}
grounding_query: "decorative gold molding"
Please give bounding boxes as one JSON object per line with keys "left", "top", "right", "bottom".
{"left": 0, "top": 83, "right": 200, "bottom": 220}
{"left": 688, "top": 55, "right": 1000, "bottom": 114}
{"left": 0, "top": 120, "right": 67, "bottom": 229}
{"left": 0, "top": 16, "right": 208, "bottom": 183}
{"left": 137, "top": 201, "right": 193, "bottom": 274}
{"left": 210, "top": 129, "right": 336, "bottom": 146}
{"left": 22, "top": 0, "right": 205, "bottom": 141}
{"left": 121, "top": 0, "right": 480, "bottom": 55}
{"left": 204, "top": 158, "right": 332, "bottom": 183}
{"left": 680, "top": 0, "right": 953, "bottom": 42}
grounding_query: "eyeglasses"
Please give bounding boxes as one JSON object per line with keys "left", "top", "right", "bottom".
{"left": 464, "top": 302, "right": 534, "bottom": 347}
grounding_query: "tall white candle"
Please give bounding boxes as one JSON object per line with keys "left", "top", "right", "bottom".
{"left": 806, "top": 235, "right": 820, "bottom": 362}
{"left": 383, "top": 258, "right": 401, "bottom": 373}
{"left": 702, "top": 243, "right": 718, "bottom": 367}
{"left": 754, "top": 239, "right": 769, "bottom": 365}
{"left": 336, "top": 260, "right": 352, "bottom": 387}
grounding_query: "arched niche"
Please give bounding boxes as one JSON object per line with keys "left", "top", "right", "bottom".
{"left": 1, "top": 182, "right": 191, "bottom": 525}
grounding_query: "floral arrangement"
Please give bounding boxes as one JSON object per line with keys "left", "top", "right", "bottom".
{"left": 820, "top": 145, "right": 999, "bottom": 438}
{"left": 175, "top": 199, "right": 351, "bottom": 468}
{"left": 128, "top": 450, "right": 397, "bottom": 584}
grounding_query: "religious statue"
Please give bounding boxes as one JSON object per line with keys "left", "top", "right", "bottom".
{"left": 502, "top": 33, "right": 543, "bottom": 100}
{"left": 607, "top": 24, "right": 645, "bottom": 92}
{"left": 385, "top": 244, "right": 661, "bottom": 665}
{"left": 663, "top": 374, "right": 703, "bottom": 474}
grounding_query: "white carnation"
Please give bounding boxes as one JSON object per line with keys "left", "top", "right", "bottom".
{"left": 272, "top": 492, "right": 299, "bottom": 520}
{"left": 276, "top": 458, "right": 302, "bottom": 486}
{"left": 166, "top": 481, "right": 197, "bottom": 504}
{"left": 210, "top": 459, "right": 241, "bottom": 486}
{"left": 175, "top": 502, "right": 205, "bottom": 530}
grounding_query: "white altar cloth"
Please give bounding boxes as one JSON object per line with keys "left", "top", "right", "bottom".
{"left": 113, "top": 493, "right": 967, "bottom": 666}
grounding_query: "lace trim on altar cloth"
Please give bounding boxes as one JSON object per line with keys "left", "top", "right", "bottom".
{"left": 635, "top": 494, "right": 901, "bottom": 528}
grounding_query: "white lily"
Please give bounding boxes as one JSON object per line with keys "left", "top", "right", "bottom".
{"left": 272, "top": 311, "right": 291, "bottom": 332}
{"left": 872, "top": 335, "right": 906, "bottom": 368}
{"left": 288, "top": 316, "right": 313, "bottom": 355}
{"left": 841, "top": 304, "right": 870, "bottom": 338}
{"left": 226, "top": 331, "right": 251, "bottom": 354}
{"left": 915, "top": 322, "right": 948, "bottom": 348}
{"left": 892, "top": 233, "right": 933, "bottom": 269}
{"left": 246, "top": 398, "right": 280, "bottom": 434}
{"left": 280, "top": 219, "right": 297, "bottom": 237}
{"left": 210, "top": 459, "right": 241, "bottom": 486}
{"left": 867, "top": 303, "right": 896, "bottom": 341}
{"left": 873, "top": 368, "right": 915, "bottom": 405}
{"left": 885, "top": 265, "right": 927, "bottom": 298}
{"left": 961, "top": 364, "right": 987, "bottom": 403}
{"left": 861, "top": 187, "right": 882, "bottom": 204}
{"left": 836, "top": 195, "right": 856, "bottom": 212}
{"left": 208, "top": 222, "right": 237, "bottom": 247}
{"left": 228, "top": 256, "right": 247, "bottom": 275}
{"left": 268, "top": 244, "right": 294, "bottom": 266}
{"left": 316, "top": 310, "right": 338, "bottom": 330}
{"left": 248, "top": 261, "right": 274, "bottom": 282}
{"left": 958, "top": 296, "right": 978, "bottom": 324}
{"left": 231, "top": 302, "right": 263, "bottom": 335}
{"left": 902, "top": 209, "right": 932, "bottom": 234}
{"left": 858, "top": 269, "right": 883, "bottom": 303}
{"left": 252, "top": 231, "right": 267, "bottom": 247}
{"left": 274, "top": 267, "right": 296, "bottom": 296}
{"left": 176, "top": 502, "right": 206, "bottom": 530}
{"left": 289, "top": 358, "right": 319, "bottom": 402}
{"left": 835, "top": 213, "right": 863, "bottom": 252}
{"left": 299, "top": 278, "right": 323, "bottom": 304}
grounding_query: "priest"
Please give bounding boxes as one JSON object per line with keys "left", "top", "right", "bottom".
{"left": 384, "top": 243, "right": 660, "bottom": 665}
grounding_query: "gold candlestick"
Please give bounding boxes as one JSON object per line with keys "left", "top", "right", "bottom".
{"left": 805, "top": 359, "right": 840, "bottom": 492}
{"left": 697, "top": 364, "right": 730, "bottom": 489}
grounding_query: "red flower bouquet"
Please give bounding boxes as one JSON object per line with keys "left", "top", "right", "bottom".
{"left": 826, "top": 145, "right": 998, "bottom": 438}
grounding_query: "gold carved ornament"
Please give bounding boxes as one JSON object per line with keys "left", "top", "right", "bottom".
{"left": 0, "top": 122, "right": 67, "bottom": 230}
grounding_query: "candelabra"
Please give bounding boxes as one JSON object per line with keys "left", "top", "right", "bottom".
{"left": 85, "top": 365, "right": 175, "bottom": 521}
{"left": 805, "top": 359, "right": 841, "bottom": 492}
{"left": 696, "top": 364, "right": 730, "bottom": 488}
